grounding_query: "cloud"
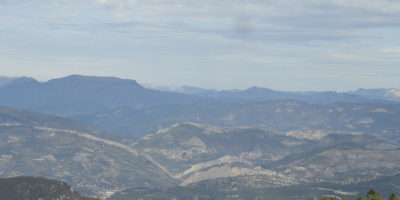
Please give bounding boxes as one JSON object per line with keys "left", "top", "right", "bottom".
{"left": 1, "top": 0, "right": 400, "bottom": 91}
{"left": 2, "top": 0, "right": 400, "bottom": 42}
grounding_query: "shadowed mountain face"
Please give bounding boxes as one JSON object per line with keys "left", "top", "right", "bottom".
{"left": 0, "top": 75, "right": 201, "bottom": 116}
{"left": 0, "top": 176, "right": 99, "bottom": 200}
{"left": 73, "top": 101, "right": 400, "bottom": 140}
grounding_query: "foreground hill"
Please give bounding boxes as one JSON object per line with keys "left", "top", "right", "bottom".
{"left": 0, "top": 106, "right": 176, "bottom": 198}
{"left": 73, "top": 100, "right": 400, "bottom": 141}
{"left": 0, "top": 176, "right": 98, "bottom": 200}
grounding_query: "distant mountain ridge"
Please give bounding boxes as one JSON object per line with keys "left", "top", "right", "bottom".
{"left": 175, "top": 86, "right": 398, "bottom": 104}
{"left": 351, "top": 88, "right": 400, "bottom": 102}
{"left": 0, "top": 74, "right": 399, "bottom": 119}
{"left": 0, "top": 75, "right": 399, "bottom": 118}
{"left": 0, "top": 75, "right": 201, "bottom": 116}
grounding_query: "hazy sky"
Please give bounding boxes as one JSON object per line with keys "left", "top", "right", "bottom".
{"left": 1, "top": 0, "right": 400, "bottom": 91}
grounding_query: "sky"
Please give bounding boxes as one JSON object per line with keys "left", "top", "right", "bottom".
{"left": 1, "top": 0, "right": 400, "bottom": 91}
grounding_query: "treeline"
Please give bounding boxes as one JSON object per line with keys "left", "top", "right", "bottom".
{"left": 312, "top": 189, "right": 400, "bottom": 200}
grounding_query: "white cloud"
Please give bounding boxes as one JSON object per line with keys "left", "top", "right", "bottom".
{"left": 1, "top": 0, "right": 400, "bottom": 90}
{"left": 2, "top": 0, "right": 400, "bottom": 40}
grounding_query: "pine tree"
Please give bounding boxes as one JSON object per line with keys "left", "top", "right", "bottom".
{"left": 366, "top": 188, "right": 383, "bottom": 200}
{"left": 367, "top": 189, "right": 377, "bottom": 197}
{"left": 389, "top": 193, "right": 400, "bottom": 200}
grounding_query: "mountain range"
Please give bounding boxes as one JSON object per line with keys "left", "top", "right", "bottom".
{"left": 1, "top": 106, "right": 400, "bottom": 199}
{"left": 162, "top": 85, "right": 400, "bottom": 104}
{"left": 0, "top": 75, "right": 199, "bottom": 116}
{"left": 1, "top": 74, "right": 400, "bottom": 199}
{"left": 0, "top": 75, "right": 399, "bottom": 118}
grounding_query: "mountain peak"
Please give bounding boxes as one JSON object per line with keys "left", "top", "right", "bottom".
{"left": 5, "top": 77, "right": 39, "bottom": 86}
{"left": 246, "top": 86, "right": 272, "bottom": 91}
{"left": 47, "top": 75, "right": 143, "bottom": 88}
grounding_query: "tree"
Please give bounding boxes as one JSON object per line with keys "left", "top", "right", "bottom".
{"left": 367, "top": 189, "right": 377, "bottom": 197}
{"left": 366, "top": 189, "right": 383, "bottom": 200}
{"left": 389, "top": 193, "right": 400, "bottom": 200}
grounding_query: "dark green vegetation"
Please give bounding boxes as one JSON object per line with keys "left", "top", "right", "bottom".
{"left": 0, "top": 176, "right": 98, "bottom": 200}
